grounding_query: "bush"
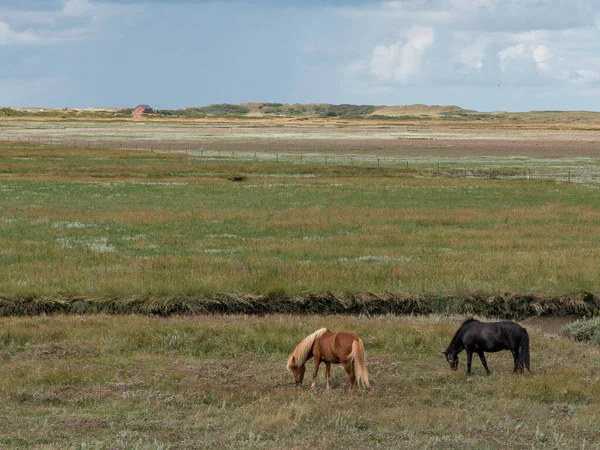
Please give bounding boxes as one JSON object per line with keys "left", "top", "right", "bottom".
{"left": 562, "top": 317, "right": 600, "bottom": 342}
{"left": 593, "top": 330, "right": 600, "bottom": 346}
{"left": 200, "top": 104, "right": 250, "bottom": 115}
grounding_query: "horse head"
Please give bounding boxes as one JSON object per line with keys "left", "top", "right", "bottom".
{"left": 287, "top": 355, "right": 306, "bottom": 385}
{"left": 443, "top": 351, "right": 459, "bottom": 371}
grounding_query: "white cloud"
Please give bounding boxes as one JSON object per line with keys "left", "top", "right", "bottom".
{"left": 62, "top": 0, "right": 95, "bottom": 18}
{"left": 340, "top": 0, "right": 600, "bottom": 108}
{"left": 456, "top": 37, "right": 488, "bottom": 71}
{"left": 564, "top": 69, "right": 600, "bottom": 85}
{"left": 448, "top": 0, "right": 493, "bottom": 9}
{"left": 498, "top": 43, "right": 528, "bottom": 71}
{"left": 532, "top": 44, "right": 552, "bottom": 71}
{"left": 498, "top": 43, "right": 553, "bottom": 72}
{"left": 506, "top": 30, "right": 552, "bottom": 43}
{"left": 343, "top": 2, "right": 458, "bottom": 25}
{"left": 369, "top": 27, "right": 435, "bottom": 83}
{"left": 342, "top": 0, "right": 597, "bottom": 32}
{"left": 0, "top": 21, "right": 40, "bottom": 44}
{"left": 0, "top": 1, "right": 142, "bottom": 46}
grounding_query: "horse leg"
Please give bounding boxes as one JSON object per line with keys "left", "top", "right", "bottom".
{"left": 511, "top": 349, "right": 522, "bottom": 373}
{"left": 343, "top": 360, "right": 355, "bottom": 392}
{"left": 325, "top": 362, "right": 331, "bottom": 390}
{"left": 466, "top": 349, "right": 473, "bottom": 376}
{"left": 477, "top": 351, "right": 491, "bottom": 375}
{"left": 311, "top": 358, "right": 321, "bottom": 388}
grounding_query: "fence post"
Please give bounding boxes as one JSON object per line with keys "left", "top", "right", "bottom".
{"left": 568, "top": 171, "right": 571, "bottom": 182}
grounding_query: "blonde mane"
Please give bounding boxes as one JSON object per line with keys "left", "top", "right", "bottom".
{"left": 287, "top": 328, "right": 329, "bottom": 370}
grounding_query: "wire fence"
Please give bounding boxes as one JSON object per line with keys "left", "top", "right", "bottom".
{"left": 2, "top": 136, "right": 600, "bottom": 184}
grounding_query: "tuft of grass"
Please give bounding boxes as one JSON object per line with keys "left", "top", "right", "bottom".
{"left": 562, "top": 317, "right": 600, "bottom": 343}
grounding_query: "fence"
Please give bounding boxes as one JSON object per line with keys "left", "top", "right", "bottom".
{"left": 2, "top": 136, "right": 598, "bottom": 184}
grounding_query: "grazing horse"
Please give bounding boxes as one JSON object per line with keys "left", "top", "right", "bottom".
{"left": 444, "top": 318, "right": 531, "bottom": 375}
{"left": 287, "top": 328, "right": 369, "bottom": 392}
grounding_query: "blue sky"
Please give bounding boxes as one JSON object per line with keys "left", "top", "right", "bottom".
{"left": 2, "top": 0, "right": 600, "bottom": 111}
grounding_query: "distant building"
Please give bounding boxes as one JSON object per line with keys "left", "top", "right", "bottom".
{"left": 132, "top": 105, "right": 153, "bottom": 117}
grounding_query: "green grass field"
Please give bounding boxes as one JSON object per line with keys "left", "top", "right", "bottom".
{"left": 2, "top": 143, "right": 600, "bottom": 301}
{"left": 1, "top": 314, "right": 599, "bottom": 449}
{"left": 2, "top": 133, "right": 600, "bottom": 448}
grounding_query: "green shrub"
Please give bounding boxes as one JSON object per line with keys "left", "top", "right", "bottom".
{"left": 199, "top": 104, "right": 250, "bottom": 115}
{"left": 593, "top": 330, "right": 600, "bottom": 346}
{"left": 562, "top": 317, "right": 600, "bottom": 342}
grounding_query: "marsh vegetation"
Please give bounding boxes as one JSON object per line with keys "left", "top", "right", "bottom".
{"left": 2, "top": 142, "right": 600, "bottom": 304}
{"left": 1, "top": 314, "right": 599, "bottom": 449}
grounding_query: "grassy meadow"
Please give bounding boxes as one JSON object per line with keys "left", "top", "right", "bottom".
{"left": 1, "top": 314, "right": 600, "bottom": 449}
{"left": 2, "top": 127, "right": 600, "bottom": 449}
{"left": 2, "top": 142, "right": 600, "bottom": 301}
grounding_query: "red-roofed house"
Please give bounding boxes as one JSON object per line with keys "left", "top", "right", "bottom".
{"left": 132, "top": 105, "right": 153, "bottom": 117}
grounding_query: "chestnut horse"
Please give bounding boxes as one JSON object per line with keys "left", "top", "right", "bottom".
{"left": 287, "top": 328, "right": 369, "bottom": 392}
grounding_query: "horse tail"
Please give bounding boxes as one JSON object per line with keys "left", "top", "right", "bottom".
{"left": 519, "top": 328, "right": 531, "bottom": 373}
{"left": 348, "top": 338, "right": 370, "bottom": 389}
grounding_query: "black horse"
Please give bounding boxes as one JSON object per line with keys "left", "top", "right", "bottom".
{"left": 444, "top": 318, "right": 531, "bottom": 375}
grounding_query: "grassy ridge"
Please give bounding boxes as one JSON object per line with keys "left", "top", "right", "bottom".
{"left": 4, "top": 104, "right": 600, "bottom": 123}
{"left": 1, "top": 292, "right": 600, "bottom": 319}
{"left": 1, "top": 314, "right": 599, "bottom": 449}
{"left": 3, "top": 144, "right": 600, "bottom": 302}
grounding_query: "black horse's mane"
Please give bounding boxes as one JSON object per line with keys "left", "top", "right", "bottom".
{"left": 445, "top": 318, "right": 478, "bottom": 353}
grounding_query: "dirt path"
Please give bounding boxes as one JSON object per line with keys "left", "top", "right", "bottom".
{"left": 521, "top": 316, "right": 580, "bottom": 335}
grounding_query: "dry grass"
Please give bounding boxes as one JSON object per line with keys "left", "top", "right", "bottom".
{"left": 1, "top": 314, "right": 599, "bottom": 449}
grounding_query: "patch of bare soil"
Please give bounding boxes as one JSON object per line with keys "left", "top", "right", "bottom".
{"left": 521, "top": 316, "right": 580, "bottom": 335}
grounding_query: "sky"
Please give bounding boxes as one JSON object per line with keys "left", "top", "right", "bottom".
{"left": 2, "top": 0, "right": 600, "bottom": 111}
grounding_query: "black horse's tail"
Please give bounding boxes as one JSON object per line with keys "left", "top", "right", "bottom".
{"left": 519, "top": 328, "right": 531, "bottom": 373}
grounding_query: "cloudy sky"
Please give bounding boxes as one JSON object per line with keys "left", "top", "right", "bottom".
{"left": 2, "top": 0, "right": 600, "bottom": 111}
